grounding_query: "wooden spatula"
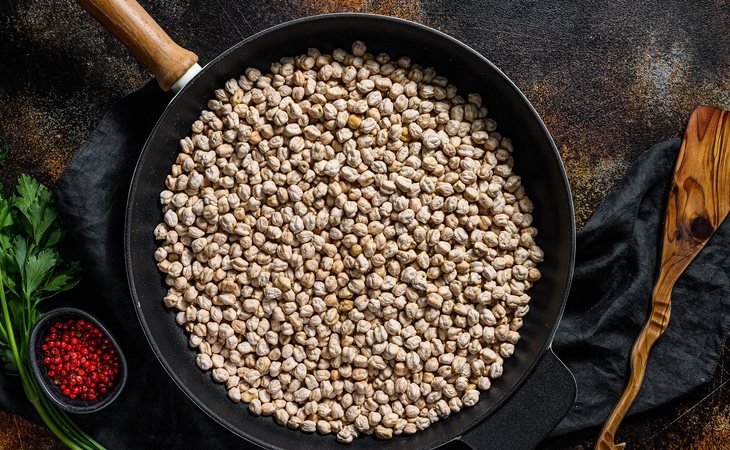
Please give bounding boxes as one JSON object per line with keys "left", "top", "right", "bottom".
{"left": 595, "top": 106, "right": 730, "bottom": 450}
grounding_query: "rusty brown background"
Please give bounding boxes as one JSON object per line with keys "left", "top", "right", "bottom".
{"left": 1, "top": 0, "right": 729, "bottom": 448}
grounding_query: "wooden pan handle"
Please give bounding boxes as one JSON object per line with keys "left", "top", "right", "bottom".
{"left": 75, "top": 0, "right": 198, "bottom": 91}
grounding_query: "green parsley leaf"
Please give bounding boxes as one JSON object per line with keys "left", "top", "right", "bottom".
{"left": 13, "top": 175, "right": 59, "bottom": 247}
{"left": 37, "top": 262, "right": 79, "bottom": 303}
{"left": 0, "top": 197, "right": 12, "bottom": 233}
{"left": 22, "top": 248, "right": 58, "bottom": 299}
{"left": 0, "top": 197, "right": 12, "bottom": 252}
{"left": 11, "top": 236, "right": 28, "bottom": 279}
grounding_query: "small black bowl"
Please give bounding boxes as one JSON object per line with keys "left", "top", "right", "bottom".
{"left": 29, "top": 307, "right": 127, "bottom": 414}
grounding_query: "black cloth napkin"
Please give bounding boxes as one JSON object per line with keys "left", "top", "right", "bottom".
{"left": 1, "top": 80, "right": 728, "bottom": 448}
{"left": 551, "top": 136, "right": 730, "bottom": 435}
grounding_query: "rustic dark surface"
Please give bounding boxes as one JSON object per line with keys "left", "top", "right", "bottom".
{"left": 0, "top": 0, "right": 729, "bottom": 448}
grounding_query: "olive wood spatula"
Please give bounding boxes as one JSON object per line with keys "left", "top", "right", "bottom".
{"left": 596, "top": 105, "right": 730, "bottom": 450}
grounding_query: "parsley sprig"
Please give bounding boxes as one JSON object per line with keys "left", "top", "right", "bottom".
{"left": 0, "top": 149, "right": 105, "bottom": 450}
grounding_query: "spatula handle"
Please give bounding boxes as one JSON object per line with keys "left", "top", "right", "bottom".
{"left": 596, "top": 106, "right": 730, "bottom": 449}
{"left": 75, "top": 0, "right": 199, "bottom": 91}
{"left": 595, "top": 280, "right": 674, "bottom": 450}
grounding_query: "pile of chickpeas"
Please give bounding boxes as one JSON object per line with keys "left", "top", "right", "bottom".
{"left": 154, "top": 41, "right": 543, "bottom": 443}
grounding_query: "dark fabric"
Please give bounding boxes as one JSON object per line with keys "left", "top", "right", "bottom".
{"left": 0, "top": 81, "right": 728, "bottom": 448}
{"left": 551, "top": 137, "right": 730, "bottom": 435}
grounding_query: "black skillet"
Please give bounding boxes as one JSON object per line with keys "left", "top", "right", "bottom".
{"left": 75, "top": 1, "right": 577, "bottom": 448}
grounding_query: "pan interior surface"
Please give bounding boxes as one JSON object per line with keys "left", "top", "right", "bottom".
{"left": 126, "top": 14, "right": 574, "bottom": 450}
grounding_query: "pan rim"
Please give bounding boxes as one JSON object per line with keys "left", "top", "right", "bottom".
{"left": 124, "top": 12, "right": 576, "bottom": 449}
